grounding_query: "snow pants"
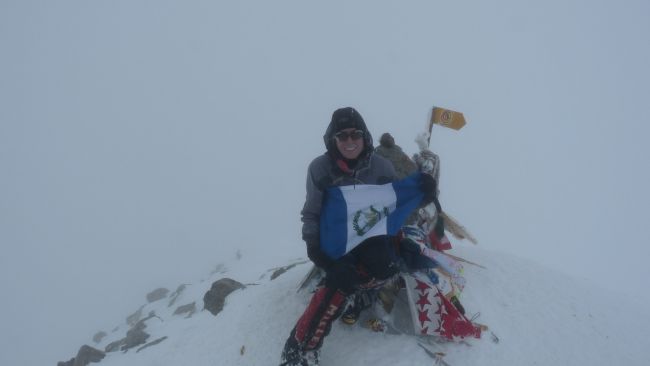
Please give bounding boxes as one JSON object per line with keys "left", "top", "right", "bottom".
{"left": 287, "top": 235, "right": 399, "bottom": 351}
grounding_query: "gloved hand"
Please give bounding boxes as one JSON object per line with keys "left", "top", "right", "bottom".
{"left": 306, "top": 237, "right": 335, "bottom": 270}
{"left": 399, "top": 238, "right": 436, "bottom": 270}
{"left": 324, "top": 260, "right": 359, "bottom": 293}
{"left": 420, "top": 173, "right": 437, "bottom": 206}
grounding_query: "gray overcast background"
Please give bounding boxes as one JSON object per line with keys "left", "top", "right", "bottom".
{"left": 2, "top": 1, "right": 649, "bottom": 365}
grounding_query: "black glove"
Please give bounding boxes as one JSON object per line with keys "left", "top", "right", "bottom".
{"left": 324, "top": 260, "right": 359, "bottom": 293}
{"left": 399, "top": 238, "right": 436, "bottom": 270}
{"left": 420, "top": 173, "right": 437, "bottom": 206}
{"left": 306, "top": 237, "right": 334, "bottom": 270}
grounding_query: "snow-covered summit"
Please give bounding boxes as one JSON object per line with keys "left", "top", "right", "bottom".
{"left": 66, "top": 245, "right": 650, "bottom": 366}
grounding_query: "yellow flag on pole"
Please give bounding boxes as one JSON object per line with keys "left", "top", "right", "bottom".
{"left": 429, "top": 107, "right": 466, "bottom": 131}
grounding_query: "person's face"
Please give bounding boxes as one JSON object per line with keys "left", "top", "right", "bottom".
{"left": 335, "top": 128, "right": 365, "bottom": 160}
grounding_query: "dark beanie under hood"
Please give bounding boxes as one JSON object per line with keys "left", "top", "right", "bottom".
{"left": 323, "top": 107, "right": 374, "bottom": 159}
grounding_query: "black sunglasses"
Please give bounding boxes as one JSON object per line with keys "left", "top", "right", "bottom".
{"left": 335, "top": 130, "right": 364, "bottom": 142}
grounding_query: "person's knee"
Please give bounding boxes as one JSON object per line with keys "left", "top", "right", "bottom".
{"left": 325, "top": 261, "right": 360, "bottom": 293}
{"left": 358, "top": 237, "right": 399, "bottom": 280}
{"left": 367, "top": 259, "right": 399, "bottom": 280}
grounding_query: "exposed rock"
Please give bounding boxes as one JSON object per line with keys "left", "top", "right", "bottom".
{"left": 136, "top": 336, "right": 168, "bottom": 353}
{"left": 58, "top": 345, "right": 105, "bottom": 366}
{"left": 146, "top": 287, "right": 169, "bottom": 303}
{"left": 167, "top": 284, "right": 188, "bottom": 308}
{"left": 121, "top": 319, "right": 150, "bottom": 351}
{"left": 74, "top": 345, "right": 105, "bottom": 366}
{"left": 203, "top": 278, "right": 245, "bottom": 316}
{"left": 57, "top": 358, "right": 74, "bottom": 366}
{"left": 126, "top": 305, "right": 144, "bottom": 326}
{"left": 104, "top": 338, "right": 125, "bottom": 353}
{"left": 106, "top": 312, "right": 159, "bottom": 353}
{"left": 92, "top": 331, "right": 107, "bottom": 344}
{"left": 173, "top": 302, "right": 196, "bottom": 317}
{"left": 269, "top": 261, "right": 307, "bottom": 280}
{"left": 270, "top": 266, "right": 290, "bottom": 280}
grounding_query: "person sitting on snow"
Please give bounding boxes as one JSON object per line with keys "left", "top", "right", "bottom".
{"left": 279, "top": 107, "right": 436, "bottom": 366}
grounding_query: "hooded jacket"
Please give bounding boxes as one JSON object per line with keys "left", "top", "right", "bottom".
{"left": 300, "top": 108, "right": 398, "bottom": 241}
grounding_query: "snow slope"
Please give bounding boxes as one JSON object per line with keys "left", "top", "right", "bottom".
{"left": 77, "top": 244, "right": 650, "bottom": 366}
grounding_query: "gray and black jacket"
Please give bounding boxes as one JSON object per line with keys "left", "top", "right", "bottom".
{"left": 300, "top": 153, "right": 397, "bottom": 241}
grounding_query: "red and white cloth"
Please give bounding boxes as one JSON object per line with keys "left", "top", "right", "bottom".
{"left": 403, "top": 272, "right": 481, "bottom": 340}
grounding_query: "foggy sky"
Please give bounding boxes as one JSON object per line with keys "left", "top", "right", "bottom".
{"left": 1, "top": 1, "right": 649, "bottom": 365}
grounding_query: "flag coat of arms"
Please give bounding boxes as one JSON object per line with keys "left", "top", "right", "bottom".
{"left": 320, "top": 172, "right": 425, "bottom": 259}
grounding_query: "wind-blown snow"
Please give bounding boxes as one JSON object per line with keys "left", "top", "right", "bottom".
{"left": 91, "top": 245, "right": 649, "bottom": 366}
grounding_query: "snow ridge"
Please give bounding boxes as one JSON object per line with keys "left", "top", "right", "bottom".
{"left": 81, "top": 246, "right": 650, "bottom": 366}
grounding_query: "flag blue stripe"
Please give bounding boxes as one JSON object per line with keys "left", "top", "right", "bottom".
{"left": 387, "top": 172, "right": 424, "bottom": 234}
{"left": 320, "top": 187, "right": 348, "bottom": 259}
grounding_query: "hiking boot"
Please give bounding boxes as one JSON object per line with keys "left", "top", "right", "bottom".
{"left": 304, "top": 349, "right": 320, "bottom": 366}
{"left": 364, "top": 318, "right": 387, "bottom": 332}
{"left": 280, "top": 334, "right": 320, "bottom": 366}
{"left": 341, "top": 308, "right": 361, "bottom": 325}
{"left": 280, "top": 347, "right": 319, "bottom": 366}
{"left": 340, "top": 293, "right": 364, "bottom": 325}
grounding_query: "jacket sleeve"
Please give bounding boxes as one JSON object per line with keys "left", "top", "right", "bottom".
{"left": 300, "top": 158, "right": 325, "bottom": 241}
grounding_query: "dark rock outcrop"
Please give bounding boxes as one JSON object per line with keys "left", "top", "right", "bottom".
{"left": 92, "top": 331, "right": 107, "bottom": 344}
{"left": 203, "top": 278, "right": 245, "bottom": 316}
{"left": 105, "top": 312, "right": 159, "bottom": 353}
{"left": 57, "top": 345, "right": 105, "bottom": 366}
{"left": 126, "top": 305, "right": 144, "bottom": 326}
{"left": 146, "top": 288, "right": 169, "bottom": 303}
{"left": 122, "top": 320, "right": 150, "bottom": 351}
{"left": 167, "top": 284, "right": 188, "bottom": 308}
{"left": 136, "top": 336, "right": 168, "bottom": 353}
{"left": 104, "top": 338, "right": 124, "bottom": 353}
{"left": 269, "top": 261, "right": 307, "bottom": 280}
{"left": 57, "top": 358, "right": 74, "bottom": 366}
{"left": 173, "top": 302, "right": 196, "bottom": 317}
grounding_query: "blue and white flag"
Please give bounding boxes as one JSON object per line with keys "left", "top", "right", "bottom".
{"left": 320, "top": 172, "right": 425, "bottom": 259}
